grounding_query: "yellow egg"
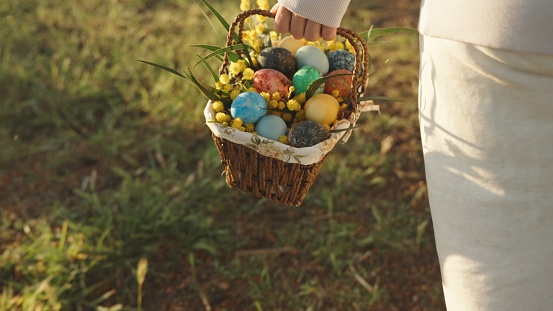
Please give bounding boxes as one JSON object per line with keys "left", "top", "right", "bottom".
{"left": 278, "top": 36, "right": 304, "bottom": 55}
{"left": 304, "top": 94, "right": 340, "bottom": 125}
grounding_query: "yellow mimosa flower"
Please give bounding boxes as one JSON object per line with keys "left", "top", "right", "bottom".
{"left": 212, "top": 101, "right": 225, "bottom": 112}
{"left": 219, "top": 74, "right": 230, "bottom": 84}
{"left": 240, "top": 0, "right": 250, "bottom": 11}
{"left": 216, "top": 112, "right": 231, "bottom": 123}
{"left": 256, "top": 0, "right": 269, "bottom": 10}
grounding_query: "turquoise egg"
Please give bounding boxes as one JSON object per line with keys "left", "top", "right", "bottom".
{"left": 292, "top": 66, "right": 322, "bottom": 94}
{"left": 295, "top": 45, "right": 329, "bottom": 75}
{"left": 255, "top": 115, "right": 288, "bottom": 141}
{"left": 230, "top": 92, "right": 268, "bottom": 124}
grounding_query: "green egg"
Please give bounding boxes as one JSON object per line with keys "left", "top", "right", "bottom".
{"left": 292, "top": 66, "right": 322, "bottom": 94}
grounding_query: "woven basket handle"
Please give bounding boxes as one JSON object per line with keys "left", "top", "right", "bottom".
{"left": 221, "top": 9, "right": 370, "bottom": 115}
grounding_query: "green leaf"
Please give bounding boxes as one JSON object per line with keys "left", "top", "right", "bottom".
{"left": 192, "top": 241, "right": 217, "bottom": 255}
{"left": 136, "top": 60, "right": 186, "bottom": 78}
{"left": 196, "top": 0, "right": 230, "bottom": 30}
{"left": 189, "top": 44, "right": 221, "bottom": 51}
{"left": 137, "top": 60, "right": 222, "bottom": 102}
{"left": 359, "top": 27, "right": 417, "bottom": 42}
{"left": 193, "top": 44, "right": 252, "bottom": 67}
{"left": 190, "top": 44, "right": 242, "bottom": 63}
{"left": 356, "top": 95, "right": 402, "bottom": 102}
{"left": 190, "top": 45, "right": 224, "bottom": 62}
{"left": 195, "top": 0, "right": 241, "bottom": 44}
{"left": 305, "top": 73, "right": 353, "bottom": 99}
{"left": 195, "top": 54, "right": 218, "bottom": 82}
{"left": 183, "top": 69, "right": 222, "bottom": 102}
{"left": 329, "top": 123, "right": 362, "bottom": 133}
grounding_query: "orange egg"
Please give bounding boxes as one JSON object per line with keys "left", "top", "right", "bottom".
{"left": 304, "top": 94, "right": 340, "bottom": 125}
{"left": 324, "top": 69, "right": 353, "bottom": 98}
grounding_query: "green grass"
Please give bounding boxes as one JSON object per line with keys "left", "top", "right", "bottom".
{"left": 0, "top": 0, "right": 444, "bottom": 310}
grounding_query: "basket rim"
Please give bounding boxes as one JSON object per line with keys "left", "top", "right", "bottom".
{"left": 204, "top": 100, "right": 353, "bottom": 165}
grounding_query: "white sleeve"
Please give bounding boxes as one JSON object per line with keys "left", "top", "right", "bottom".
{"left": 277, "top": 0, "right": 351, "bottom": 28}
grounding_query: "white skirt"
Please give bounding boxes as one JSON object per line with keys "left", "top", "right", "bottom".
{"left": 419, "top": 35, "right": 553, "bottom": 311}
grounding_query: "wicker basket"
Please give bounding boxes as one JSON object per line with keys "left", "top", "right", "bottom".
{"left": 207, "top": 9, "right": 370, "bottom": 206}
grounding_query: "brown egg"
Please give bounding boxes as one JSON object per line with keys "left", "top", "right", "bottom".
{"left": 324, "top": 69, "right": 353, "bottom": 98}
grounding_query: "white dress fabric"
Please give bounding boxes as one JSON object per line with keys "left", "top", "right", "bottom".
{"left": 419, "top": 0, "right": 553, "bottom": 54}
{"left": 419, "top": 34, "right": 553, "bottom": 311}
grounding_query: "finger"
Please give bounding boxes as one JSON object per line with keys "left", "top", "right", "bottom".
{"left": 321, "top": 26, "right": 338, "bottom": 41}
{"left": 270, "top": 3, "right": 279, "bottom": 13}
{"left": 289, "top": 13, "right": 307, "bottom": 39}
{"left": 304, "top": 20, "right": 323, "bottom": 42}
{"left": 273, "top": 5, "right": 292, "bottom": 34}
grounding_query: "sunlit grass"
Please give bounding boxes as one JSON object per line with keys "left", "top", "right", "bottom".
{"left": 0, "top": 0, "right": 441, "bottom": 309}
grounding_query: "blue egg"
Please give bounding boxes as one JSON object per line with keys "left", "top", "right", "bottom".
{"left": 295, "top": 45, "right": 329, "bottom": 75}
{"left": 230, "top": 92, "right": 268, "bottom": 124}
{"left": 327, "top": 49, "right": 356, "bottom": 73}
{"left": 255, "top": 115, "right": 288, "bottom": 141}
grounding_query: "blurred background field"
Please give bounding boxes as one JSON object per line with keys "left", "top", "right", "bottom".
{"left": 0, "top": 0, "right": 446, "bottom": 310}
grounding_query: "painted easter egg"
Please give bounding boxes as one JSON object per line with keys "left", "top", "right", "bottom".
{"left": 295, "top": 45, "right": 329, "bottom": 75}
{"left": 327, "top": 49, "right": 356, "bottom": 73}
{"left": 304, "top": 94, "right": 340, "bottom": 125}
{"left": 255, "top": 114, "right": 288, "bottom": 141}
{"left": 230, "top": 91, "right": 268, "bottom": 124}
{"left": 292, "top": 66, "right": 322, "bottom": 94}
{"left": 253, "top": 69, "right": 292, "bottom": 99}
{"left": 288, "top": 120, "right": 330, "bottom": 148}
{"left": 278, "top": 36, "right": 304, "bottom": 55}
{"left": 257, "top": 47, "right": 296, "bottom": 79}
{"left": 324, "top": 69, "right": 353, "bottom": 98}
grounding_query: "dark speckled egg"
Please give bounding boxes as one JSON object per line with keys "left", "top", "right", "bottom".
{"left": 257, "top": 47, "right": 296, "bottom": 79}
{"left": 327, "top": 49, "right": 356, "bottom": 73}
{"left": 288, "top": 120, "right": 330, "bottom": 148}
